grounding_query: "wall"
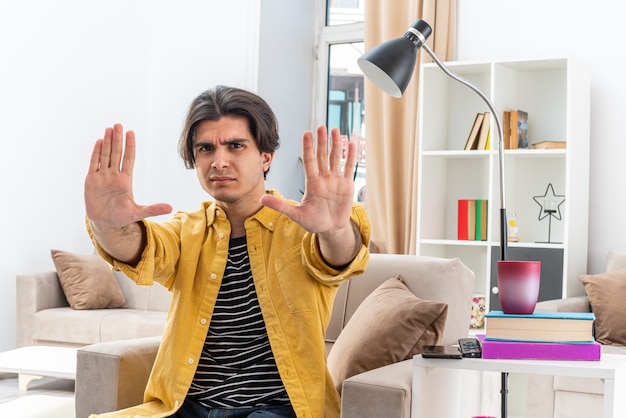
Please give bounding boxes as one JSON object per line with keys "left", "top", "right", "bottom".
{"left": 0, "top": 0, "right": 315, "bottom": 351}
{"left": 257, "top": 0, "right": 315, "bottom": 200}
{"left": 456, "top": 0, "right": 625, "bottom": 275}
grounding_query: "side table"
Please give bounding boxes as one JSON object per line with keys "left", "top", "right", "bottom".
{"left": 412, "top": 353, "right": 626, "bottom": 418}
{"left": 0, "top": 346, "right": 77, "bottom": 390}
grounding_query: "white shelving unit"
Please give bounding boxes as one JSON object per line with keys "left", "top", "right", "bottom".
{"left": 416, "top": 58, "right": 590, "bottom": 323}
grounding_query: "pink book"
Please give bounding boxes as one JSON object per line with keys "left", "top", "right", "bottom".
{"left": 477, "top": 334, "right": 601, "bottom": 361}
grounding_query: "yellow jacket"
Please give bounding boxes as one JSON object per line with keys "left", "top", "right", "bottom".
{"left": 87, "top": 191, "right": 370, "bottom": 418}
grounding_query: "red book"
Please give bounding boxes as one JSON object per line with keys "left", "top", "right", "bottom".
{"left": 457, "top": 199, "right": 476, "bottom": 240}
{"left": 477, "top": 334, "right": 601, "bottom": 361}
{"left": 458, "top": 200, "right": 469, "bottom": 240}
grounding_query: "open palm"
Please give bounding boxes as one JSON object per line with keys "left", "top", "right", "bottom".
{"left": 84, "top": 124, "right": 172, "bottom": 228}
{"left": 261, "top": 126, "right": 356, "bottom": 234}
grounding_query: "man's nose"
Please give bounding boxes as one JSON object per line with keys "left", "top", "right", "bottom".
{"left": 211, "top": 148, "right": 229, "bottom": 170}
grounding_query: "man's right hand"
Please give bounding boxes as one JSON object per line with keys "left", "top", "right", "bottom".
{"left": 84, "top": 124, "right": 172, "bottom": 263}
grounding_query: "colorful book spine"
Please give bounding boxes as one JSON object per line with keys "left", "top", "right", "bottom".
{"left": 458, "top": 199, "right": 476, "bottom": 240}
{"left": 477, "top": 335, "right": 601, "bottom": 361}
{"left": 458, "top": 199, "right": 469, "bottom": 240}
{"left": 475, "top": 199, "right": 488, "bottom": 241}
{"left": 458, "top": 199, "right": 485, "bottom": 241}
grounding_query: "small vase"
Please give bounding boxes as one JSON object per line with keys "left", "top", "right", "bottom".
{"left": 497, "top": 261, "right": 541, "bottom": 314}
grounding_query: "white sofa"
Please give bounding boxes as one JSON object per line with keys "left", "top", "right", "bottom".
{"left": 16, "top": 271, "right": 171, "bottom": 348}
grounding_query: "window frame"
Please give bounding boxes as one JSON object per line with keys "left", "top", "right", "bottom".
{"left": 311, "top": 19, "right": 364, "bottom": 131}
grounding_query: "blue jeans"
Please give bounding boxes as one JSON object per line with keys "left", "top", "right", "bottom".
{"left": 169, "top": 399, "right": 297, "bottom": 418}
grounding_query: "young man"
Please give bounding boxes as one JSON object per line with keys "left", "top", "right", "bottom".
{"left": 84, "top": 86, "right": 370, "bottom": 418}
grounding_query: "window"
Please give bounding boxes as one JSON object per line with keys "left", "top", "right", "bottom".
{"left": 327, "top": 0, "right": 364, "bottom": 26}
{"left": 313, "top": 1, "right": 365, "bottom": 201}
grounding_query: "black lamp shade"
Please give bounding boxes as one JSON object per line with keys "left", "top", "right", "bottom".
{"left": 357, "top": 20, "right": 432, "bottom": 98}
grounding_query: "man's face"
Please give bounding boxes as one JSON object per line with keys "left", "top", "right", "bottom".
{"left": 193, "top": 116, "right": 273, "bottom": 207}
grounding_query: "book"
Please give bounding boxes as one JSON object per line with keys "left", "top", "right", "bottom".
{"left": 508, "top": 110, "right": 518, "bottom": 149}
{"left": 477, "top": 334, "right": 601, "bottom": 361}
{"left": 516, "top": 110, "right": 529, "bottom": 148}
{"left": 476, "top": 112, "right": 491, "bottom": 150}
{"left": 532, "top": 141, "right": 566, "bottom": 149}
{"left": 467, "top": 199, "right": 476, "bottom": 241}
{"left": 503, "top": 111, "right": 511, "bottom": 149}
{"left": 464, "top": 113, "right": 484, "bottom": 150}
{"left": 502, "top": 109, "right": 529, "bottom": 149}
{"left": 457, "top": 199, "right": 477, "bottom": 240}
{"left": 484, "top": 310, "right": 595, "bottom": 343}
{"left": 475, "top": 199, "right": 488, "bottom": 241}
{"left": 458, "top": 199, "right": 469, "bottom": 240}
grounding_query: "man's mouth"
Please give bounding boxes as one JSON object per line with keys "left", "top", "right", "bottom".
{"left": 209, "top": 175, "right": 234, "bottom": 186}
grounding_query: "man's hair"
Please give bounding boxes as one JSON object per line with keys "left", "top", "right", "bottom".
{"left": 178, "top": 86, "right": 280, "bottom": 177}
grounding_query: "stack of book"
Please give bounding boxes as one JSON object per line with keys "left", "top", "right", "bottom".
{"left": 457, "top": 199, "right": 488, "bottom": 241}
{"left": 480, "top": 310, "right": 600, "bottom": 361}
{"left": 463, "top": 112, "right": 491, "bottom": 150}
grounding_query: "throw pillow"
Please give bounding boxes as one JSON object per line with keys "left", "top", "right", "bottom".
{"left": 579, "top": 269, "right": 626, "bottom": 346}
{"left": 51, "top": 249, "right": 127, "bottom": 310}
{"left": 327, "top": 275, "right": 448, "bottom": 393}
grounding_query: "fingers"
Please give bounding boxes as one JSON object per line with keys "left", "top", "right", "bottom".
{"left": 301, "top": 130, "right": 316, "bottom": 178}
{"left": 315, "top": 126, "right": 329, "bottom": 175}
{"left": 342, "top": 140, "right": 357, "bottom": 180}
{"left": 301, "top": 126, "right": 357, "bottom": 178}
{"left": 92, "top": 124, "right": 135, "bottom": 174}
{"left": 328, "top": 127, "right": 342, "bottom": 173}
{"left": 88, "top": 139, "right": 103, "bottom": 174}
{"left": 109, "top": 124, "right": 124, "bottom": 171}
{"left": 259, "top": 194, "right": 298, "bottom": 222}
{"left": 143, "top": 203, "right": 174, "bottom": 218}
{"left": 98, "top": 127, "right": 113, "bottom": 170}
{"left": 121, "top": 129, "right": 136, "bottom": 176}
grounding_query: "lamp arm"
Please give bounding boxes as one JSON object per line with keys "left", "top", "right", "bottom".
{"left": 421, "top": 43, "right": 508, "bottom": 260}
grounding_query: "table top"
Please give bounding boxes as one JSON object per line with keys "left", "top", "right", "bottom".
{"left": 413, "top": 353, "right": 626, "bottom": 380}
{"left": 0, "top": 346, "right": 77, "bottom": 378}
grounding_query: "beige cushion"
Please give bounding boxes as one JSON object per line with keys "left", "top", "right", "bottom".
{"left": 579, "top": 269, "right": 626, "bottom": 346}
{"left": 51, "top": 250, "right": 127, "bottom": 310}
{"left": 327, "top": 275, "right": 447, "bottom": 393}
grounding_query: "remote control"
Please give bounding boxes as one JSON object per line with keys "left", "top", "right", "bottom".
{"left": 458, "top": 337, "right": 482, "bottom": 358}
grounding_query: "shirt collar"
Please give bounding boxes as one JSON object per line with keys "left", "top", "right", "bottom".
{"left": 204, "top": 189, "right": 284, "bottom": 232}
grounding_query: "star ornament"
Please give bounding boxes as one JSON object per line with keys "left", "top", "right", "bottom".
{"left": 533, "top": 183, "right": 565, "bottom": 221}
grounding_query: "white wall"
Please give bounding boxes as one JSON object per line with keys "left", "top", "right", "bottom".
{"left": 0, "top": 0, "right": 261, "bottom": 351}
{"left": 0, "top": 0, "right": 317, "bottom": 351}
{"left": 456, "top": 0, "right": 625, "bottom": 274}
{"left": 258, "top": 0, "right": 315, "bottom": 200}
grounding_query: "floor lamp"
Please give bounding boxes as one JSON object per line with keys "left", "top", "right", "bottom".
{"left": 357, "top": 19, "right": 512, "bottom": 417}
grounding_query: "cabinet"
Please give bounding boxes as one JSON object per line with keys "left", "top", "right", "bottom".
{"left": 416, "top": 58, "right": 590, "bottom": 323}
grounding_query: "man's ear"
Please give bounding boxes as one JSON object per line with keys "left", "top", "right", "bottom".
{"left": 262, "top": 152, "right": 274, "bottom": 172}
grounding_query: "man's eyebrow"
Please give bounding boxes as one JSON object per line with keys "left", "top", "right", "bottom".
{"left": 220, "top": 137, "right": 250, "bottom": 145}
{"left": 194, "top": 137, "right": 250, "bottom": 146}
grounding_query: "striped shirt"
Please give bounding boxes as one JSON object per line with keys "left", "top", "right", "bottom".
{"left": 188, "top": 236, "right": 290, "bottom": 408}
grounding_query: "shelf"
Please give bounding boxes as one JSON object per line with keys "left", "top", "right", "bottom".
{"left": 419, "top": 239, "right": 565, "bottom": 250}
{"left": 416, "top": 57, "right": 590, "bottom": 320}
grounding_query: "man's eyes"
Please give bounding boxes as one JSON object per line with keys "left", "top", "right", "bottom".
{"left": 196, "top": 142, "right": 244, "bottom": 153}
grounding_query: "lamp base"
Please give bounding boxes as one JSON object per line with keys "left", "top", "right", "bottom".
{"left": 497, "top": 261, "right": 541, "bottom": 314}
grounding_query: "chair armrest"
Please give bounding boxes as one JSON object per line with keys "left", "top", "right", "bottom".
{"left": 340, "top": 359, "right": 412, "bottom": 418}
{"left": 75, "top": 336, "right": 161, "bottom": 418}
{"left": 534, "top": 296, "right": 591, "bottom": 313}
{"left": 16, "top": 272, "right": 68, "bottom": 347}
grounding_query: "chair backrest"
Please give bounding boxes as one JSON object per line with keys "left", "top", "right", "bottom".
{"left": 605, "top": 250, "right": 626, "bottom": 272}
{"left": 114, "top": 272, "right": 172, "bottom": 311}
{"left": 326, "top": 253, "right": 475, "bottom": 346}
